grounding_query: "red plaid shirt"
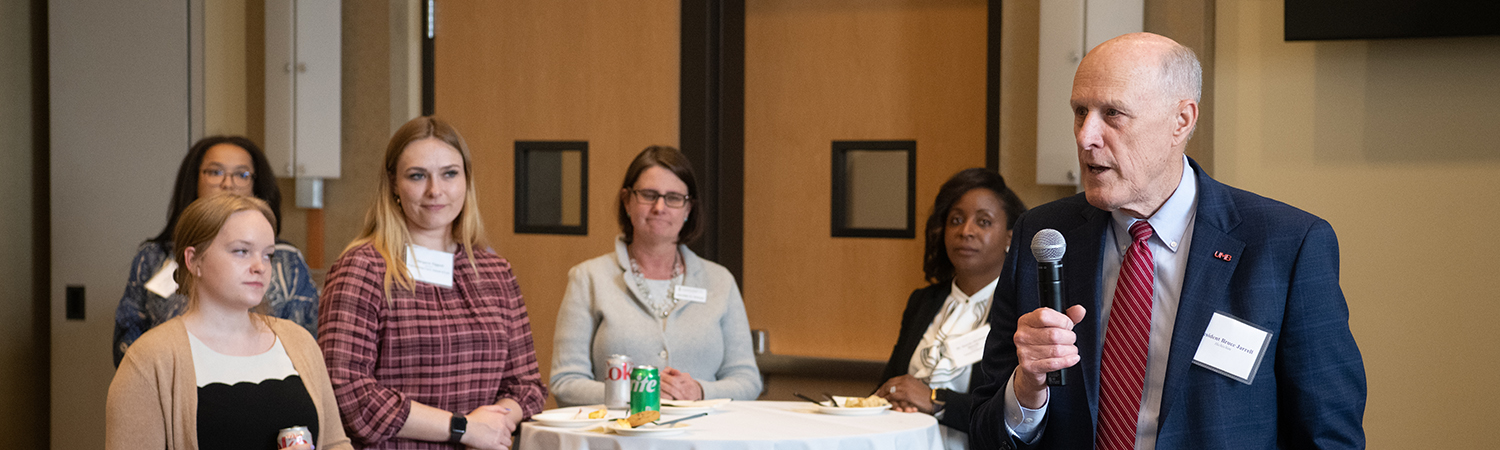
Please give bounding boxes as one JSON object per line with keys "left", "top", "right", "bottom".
{"left": 318, "top": 243, "right": 546, "bottom": 448}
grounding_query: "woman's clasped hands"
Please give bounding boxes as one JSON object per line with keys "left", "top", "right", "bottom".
{"left": 460, "top": 401, "right": 523, "bottom": 450}
{"left": 660, "top": 367, "right": 704, "bottom": 401}
{"left": 876, "top": 374, "right": 935, "bottom": 414}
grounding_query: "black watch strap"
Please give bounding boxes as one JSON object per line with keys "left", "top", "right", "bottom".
{"left": 448, "top": 414, "right": 467, "bottom": 444}
{"left": 933, "top": 388, "right": 952, "bottom": 405}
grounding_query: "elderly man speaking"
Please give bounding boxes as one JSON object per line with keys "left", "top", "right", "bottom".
{"left": 968, "top": 33, "right": 1366, "bottom": 450}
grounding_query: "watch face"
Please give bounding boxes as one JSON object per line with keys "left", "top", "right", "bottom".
{"left": 449, "top": 415, "right": 468, "bottom": 443}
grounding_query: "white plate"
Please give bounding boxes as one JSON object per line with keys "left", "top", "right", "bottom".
{"left": 817, "top": 404, "right": 891, "bottom": 416}
{"left": 530, "top": 411, "right": 620, "bottom": 428}
{"left": 608, "top": 422, "right": 691, "bottom": 437}
{"left": 660, "top": 405, "right": 713, "bottom": 414}
{"left": 659, "top": 398, "right": 730, "bottom": 415}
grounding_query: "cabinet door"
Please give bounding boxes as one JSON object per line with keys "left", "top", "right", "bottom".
{"left": 265, "top": 0, "right": 342, "bottom": 179}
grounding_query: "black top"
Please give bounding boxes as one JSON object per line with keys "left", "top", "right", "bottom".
{"left": 198, "top": 375, "right": 320, "bottom": 449}
{"left": 881, "top": 282, "right": 992, "bottom": 433}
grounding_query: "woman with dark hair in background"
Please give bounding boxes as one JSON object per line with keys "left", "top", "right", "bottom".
{"left": 876, "top": 168, "right": 1026, "bottom": 450}
{"left": 113, "top": 135, "right": 319, "bottom": 367}
{"left": 550, "top": 145, "right": 761, "bottom": 406}
{"left": 318, "top": 116, "right": 544, "bottom": 450}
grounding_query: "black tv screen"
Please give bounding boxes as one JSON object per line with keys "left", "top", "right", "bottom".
{"left": 1286, "top": 0, "right": 1500, "bottom": 41}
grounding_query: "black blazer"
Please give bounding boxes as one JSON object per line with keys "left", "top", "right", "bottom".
{"left": 881, "top": 282, "right": 992, "bottom": 433}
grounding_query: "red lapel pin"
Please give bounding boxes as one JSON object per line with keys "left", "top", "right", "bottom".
{"left": 1214, "top": 251, "right": 1232, "bottom": 262}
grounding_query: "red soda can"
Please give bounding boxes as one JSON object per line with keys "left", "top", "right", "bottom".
{"left": 277, "top": 426, "right": 313, "bottom": 449}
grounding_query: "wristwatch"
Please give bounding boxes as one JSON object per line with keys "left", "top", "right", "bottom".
{"left": 931, "top": 388, "right": 950, "bottom": 413}
{"left": 448, "top": 414, "right": 467, "bottom": 444}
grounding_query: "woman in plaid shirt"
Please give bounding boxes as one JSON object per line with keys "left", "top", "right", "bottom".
{"left": 318, "top": 117, "right": 545, "bottom": 450}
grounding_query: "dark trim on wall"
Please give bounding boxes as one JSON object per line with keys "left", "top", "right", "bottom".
{"left": 31, "top": 0, "right": 52, "bottom": 445}
{"left": 680, "top": 0, "right": 745, "bottom": 283}
{"left": 985, "top": 0, "right": 1001, "bottom": 172}
{"left": 421, "top": 0, "right": 435, "bottom": 116}
{"left": 829, "top": 140, "right": 918, "bottom": 239}
{"left": 513, "top": 141, "right": 590, "bottom": 235}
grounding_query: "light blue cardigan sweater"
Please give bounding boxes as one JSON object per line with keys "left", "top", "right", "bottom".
{"left": 549, "top": 237, "right": 762, "bottom": 406}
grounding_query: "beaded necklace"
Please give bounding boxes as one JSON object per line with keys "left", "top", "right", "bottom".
{"left": 628, "top": 251, "right": 684, "bottom": 318}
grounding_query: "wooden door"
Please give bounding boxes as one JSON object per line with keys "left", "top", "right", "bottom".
{"left": 743, "top": 0, "right": 990, "bottom": 360}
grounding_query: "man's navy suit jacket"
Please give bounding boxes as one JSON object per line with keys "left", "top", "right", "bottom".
{"left": 969, "top": 158, "right": 1366, "bottom": 450}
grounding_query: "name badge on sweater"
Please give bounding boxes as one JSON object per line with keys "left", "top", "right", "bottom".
{"left": 1192, "top": 312, "right": 1272, "bottom": 385}
{"left": 144, "top": 260, "right": 180, "bottom": 298}
{"left": 943, "top": 324, "right": 991, "bottom": 368}
{"left": 674, "top": 286, "right": 708, "bottom": 303}
{"left": 405, "top": 245, "right": 454, "bottom": 288}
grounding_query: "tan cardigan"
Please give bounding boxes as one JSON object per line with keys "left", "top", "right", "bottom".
{"left": 106, "top": 316, "right": 353, "bottom": 450}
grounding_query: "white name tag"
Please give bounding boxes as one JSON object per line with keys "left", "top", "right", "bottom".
{"left": 943, "top": 323, "right": 991, "bottom": 368}
{"left": 144, "top": 260, "right": 180, "bottom": 298}
{"left": 673, "top": 285, "right": 708, "bottom": 303}
{"left": 404, "top": 245, "right": 454, "bottom": 288}
{"left": 1192, "top": 312, "right": 1272, "bottom": 385}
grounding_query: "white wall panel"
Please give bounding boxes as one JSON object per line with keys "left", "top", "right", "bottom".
{"left": 1036, "top": 0, "right": 1143, "bottom": 186}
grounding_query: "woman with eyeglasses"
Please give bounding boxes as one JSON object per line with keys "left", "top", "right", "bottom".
{"left": 550, "top": 145, "right": 761, "bottom": 406}
{"left": 113, "top": 136, "right": 319, "bottom": 367}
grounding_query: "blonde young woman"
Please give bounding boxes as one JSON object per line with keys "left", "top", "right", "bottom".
{"left": 319, "top": 116, "right": 545, "bottom": 450}
{"left": 106, "top": 194, "right": 350, "bottom": 450}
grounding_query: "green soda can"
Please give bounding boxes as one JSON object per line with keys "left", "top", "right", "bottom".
{"left": 629, "top": 365, "right": 661, "bottom": 414}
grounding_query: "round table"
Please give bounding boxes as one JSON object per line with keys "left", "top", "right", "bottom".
{"left": 520, "top": 401, "right": 942, "bottom": 450}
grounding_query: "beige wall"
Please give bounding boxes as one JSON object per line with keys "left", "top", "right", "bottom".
{"left": 205, "top": 0, "right": 249, "bottom": 137}
{"left": 0, "top": 0, "right": 44, "bottom": 447}
{"left": 1215, "top": 1, "right": 1500, "bottom": 447}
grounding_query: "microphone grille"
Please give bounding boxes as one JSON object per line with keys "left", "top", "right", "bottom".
{"left": 1031, "top": 229, "right": 1066, "bottom": 263}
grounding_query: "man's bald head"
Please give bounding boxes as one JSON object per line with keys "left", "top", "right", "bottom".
{"left": 1086, "top": 33, "right": 1202, "bottom": 107}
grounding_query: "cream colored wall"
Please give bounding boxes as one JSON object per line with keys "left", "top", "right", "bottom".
{"left": 1215, "top": 1, "right": 1500, "bottom": 447}
{"left": 205, "top": 0, "right": 248, "bottom": 137}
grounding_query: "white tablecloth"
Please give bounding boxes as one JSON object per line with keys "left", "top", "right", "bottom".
{"left": 520, "top": 401, "right": 942, "bottom": 450}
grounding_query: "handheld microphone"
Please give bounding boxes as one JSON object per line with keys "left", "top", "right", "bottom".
{"left": 1031, "top": 229, "right": 1067, "bottom": 386}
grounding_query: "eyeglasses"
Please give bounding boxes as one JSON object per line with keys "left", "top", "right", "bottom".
{"left": 201, "top": 168, "right": 255, "bottom": 186}
{"left": 631, "top": 189, "right": 690, "bottom": 208}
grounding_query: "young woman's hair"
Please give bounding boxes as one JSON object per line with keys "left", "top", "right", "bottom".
{"left": 172, "top": 194, "right": 278, "bottom": 321}
{"left": 344, "top": 116, "right": 489, "bottom": 298}
{"left": 922, "top": 168, "right": 1027, "bottom": 284}
{"left": 616, "top": 145, "right": 702, "bottom": 245}
{"left": 152, "top": 136, "right": 282, "bottom": 246}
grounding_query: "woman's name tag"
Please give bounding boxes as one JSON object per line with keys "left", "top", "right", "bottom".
{"left": 144, "top": 260, "right": 180, "bottom": 298}
{"left": 404, "top": 245, "right": 454, "bottom": 288}
{"left": 673, "top": 286, "right": 708, "bottom": 303}
{"left": 942, "top": 324, "right": 991, "bottom": 368}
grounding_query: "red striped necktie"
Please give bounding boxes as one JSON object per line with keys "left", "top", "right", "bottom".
{"left": 1097, "top": 221, "right": 1155, "bottom": 450}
